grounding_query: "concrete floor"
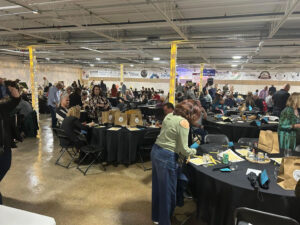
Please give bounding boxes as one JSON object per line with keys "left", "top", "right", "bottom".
{"left": 0, "top": 115, "right": 200, "bottom": 225}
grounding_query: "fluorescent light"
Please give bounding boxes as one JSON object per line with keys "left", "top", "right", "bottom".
{"left": 232, "top": 56, "right": 242, "bottom": 60}
{"left": 45, "top": 58, "right": 50, "bottom": 61}
{"left": 231, "top": 64, "right": 238, "bottom": 67}
{"left": 0, "top": 49, "right": 28, "bottom": 54}
{"left": 80, "top": 47, "right": 103, "bottom": 53}
{"left": 153, "top": 57, "right": 160, "bottom": 61}
{"left": 96, "top": 57, "right": 101, "bottom": 61}
{"left": 0, "top": 5, "right": 21, "bottom": 10}
{"left": 32, "top": 10, "right": 39, "bottom": 14}
{"left": 130, "top": 64, "right": 134, "bottom": 67}
{"left": 90, "top": 64, "right": 94, "bottom": 67}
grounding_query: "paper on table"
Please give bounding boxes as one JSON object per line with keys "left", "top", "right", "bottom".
{"left": 268, "top": 121, "right": 279, "bottom": 124}
{"left": 189, "top": 156, "right": 212, "bottom": 166}
{"left": 127, "top": 127, "right": 140, "bottom": 131}
{"left": 218, "top": 149, "right": 245, "bottom": 162}
{"left": 271, "top": 158, "right": 283, "bottom": 164}
{"left": 246, "top": 168, "right": 261, "bottom": 176}
{"left": 236, "top": 149, "right": 250, "bottom": 157}
{"left": 108, "top": 127, "right": 121, "bottom": 131}
{"left": 94, "top": 125, "right": 106, "bottom": 128}
{"left": 217, "top": 121, "right": 226, "bottom": 124}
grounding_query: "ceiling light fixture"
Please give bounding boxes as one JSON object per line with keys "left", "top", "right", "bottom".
{"left": 90, "top": 64, "right": 95, "bottom": 67}
{"left": 80, "top": 47, "right": 103, "bottom": 53}
{"left": 32, "top": 10, "right": 39, "bottom": 14}
{"left": 153, "top": 57, "right": 160, "bottom": 61}
{"left": 130, "top": 64, "right": 134, "bottom": 67}
{"left": 232, "top": 56, "right": 242, "bottom": 60}
{"left": 231, "top": 64, "right": 238, "bottom": 68}
{"left": 45, "top": 57, "right": 50, "bottom": 61}
{"left": 96, "top": 58, "right": 101, "bottom": 61}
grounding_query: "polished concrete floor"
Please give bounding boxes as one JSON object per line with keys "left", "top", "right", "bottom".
{"left": 0, "top": 115, "right": 200, "bottom": 225}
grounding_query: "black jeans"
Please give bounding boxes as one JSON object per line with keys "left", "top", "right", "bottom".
{"left": 48, "top": 105, "right": 57, "bottom": 128}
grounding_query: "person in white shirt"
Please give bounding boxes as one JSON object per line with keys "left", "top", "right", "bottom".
{"left": 43, "top": 77, "right": 49, "bottom": 88}
{"left": 265, "top": 91, "right": 273, "bottom": 112}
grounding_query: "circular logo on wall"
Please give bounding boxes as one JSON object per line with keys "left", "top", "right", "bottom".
{"left": 258, "top": 71, "right": 271, "bottom": 79}
{"left": 141, "top": 70, "right": 148, "bottom": 78}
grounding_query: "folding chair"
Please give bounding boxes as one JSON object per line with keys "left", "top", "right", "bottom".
{"left": 77, "top": 145, "right": 106, "bottom": 175}
{"left": 204, "top": 134, "right": 229, "bottom": 145}
{"left": 53, "top": 128, "right": 77, "bottom": 168}
{"left": 137, "top": 129, "right": 160, "bottom": 171}
{"left": 234, "top": 207, "right": 300, "bottom": 225}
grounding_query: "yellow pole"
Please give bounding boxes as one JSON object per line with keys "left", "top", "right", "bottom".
{"left": 169, "top": 41, "right": 178, "bottom": 105}
{"left": 199, "top": 63, "right": 204, "bottom": 93}
{"left": 28, "top": 46, "right": 38, "bottom": 114}
{"left": 120, "top": 64, "right": 124, "bottom": 83}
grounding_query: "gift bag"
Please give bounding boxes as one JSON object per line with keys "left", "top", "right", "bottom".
{"left": 102, "top": 110, "right": 116, "bottom": 124}
{"left": 277, "top": 156, "right": 300, "bottom": 190}
{"left": 258, "top": 130, "right": 280, "bottom": 154}
{"left": 129, "top": 113, "right": 143, "bottom": 126}
{"left": 114, "top": 111, "right": 128, "bottom": 126}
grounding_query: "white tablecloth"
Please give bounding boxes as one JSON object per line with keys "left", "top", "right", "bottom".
{"left": 0, "top": 205, "right": 56, "bottom": 225}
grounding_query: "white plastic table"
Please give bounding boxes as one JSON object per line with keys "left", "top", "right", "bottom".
{"left": 0, "top": 205, "right": 56, "bottom": 225}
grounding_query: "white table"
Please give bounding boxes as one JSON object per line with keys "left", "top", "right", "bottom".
{"left": 0, "top": 205, "right": 56, "bottom": 225}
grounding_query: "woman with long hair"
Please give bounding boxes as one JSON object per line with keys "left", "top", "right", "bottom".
{"left": 88, "top": 85, "right": 110, "bottom": 121}
{"left": 111, "top": 84, "right": 118, "bottom": 97}
{"left": 151, "top": 99, "right": 202, "bottom": 225}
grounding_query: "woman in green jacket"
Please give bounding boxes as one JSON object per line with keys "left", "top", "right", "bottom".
{"left": 278, "top": 92, "right": 300, "bottom": 150}
{"left": 151, "top": 99, "right": 203, "bottom": 225}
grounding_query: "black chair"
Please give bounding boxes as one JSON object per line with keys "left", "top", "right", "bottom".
{"left": 238, "top": 138, "right": 258, "bottom": 145}
{"left": 204, "top": 134, "right": 229, "bottom": 145}
{"left": 234, "top": 207, "right": 300, "bottom": 225}
{"left": 53, "top": 128, "right": 77, "bottom": 169}
{"left": 76, "top": 145, "right": 106, "bottom": 176}
{"left": 137, "top": 129, "right": 160, "bottom": 171}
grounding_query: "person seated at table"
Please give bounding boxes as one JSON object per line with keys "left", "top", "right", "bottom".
{"left": 116, "top": 92, "right": 128, "bottom": 111}
{"left": 212, "top": 92, "right": 225, "bottom": 113}
{"left": 124, "top": 90, "right": 133, "bottom": 102}
{"left": 56, "top": 93, "right": 70, "bottom": 126}
{"left": 253, "top": 92, "right": 267, "bottom": 113}
{"left": 151, "top": 99, "right": 201, "bottom": 225}
{"left": 203, "top": 89, "right": 212, "bottom": 106}
{"left": 111, "top": 84, "right": 118, "bottom": 97}
{"left": 141, "top": 93, "right": 148, "bottom": 104}
{"left": 224, "top": 92, "right": 236, "bottom": 108}
{"left": 193, "top": 106, "right": 207, "bottom": 144}
{"left": 61, "top": 106, "right": 89, "bottom": 150}
{"left": 88, "top": 85, "right": 110, "bottom": 121}
{"left": 69, "top": 88, "right": 82, "bottom": 108}
{"left": 152, "top": 92, "right": 161, "bottom": 101}
{"left": 133, "top": 88, "right": 139, "bottom": 99}
{"left": 245, "top": 92, "right": 255, "bottom": 109}
{"left": 278, "top": 93, "right": 300, "bottom": 150}
{"left": 81, "top": 91, "right": 89, "bottom": 109}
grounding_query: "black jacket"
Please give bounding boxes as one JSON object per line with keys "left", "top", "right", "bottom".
{"left": 0, "top": 97, "right": 21, "bottom": 148}
{"left": 61, "top": 116, "right": 88, "bottom": 144}
{"left": 272, "top": 89, "right": 290, "bottom": 116}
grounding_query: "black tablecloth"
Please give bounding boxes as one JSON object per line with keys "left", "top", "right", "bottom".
{"left": 92, "top": 126, "right": 160, "bottom": 165}
{"left": 186, "top": 143, "right": 300, "bottom": 225}
{"left": 204, "top": 117, "right": 278, "bottom": 142}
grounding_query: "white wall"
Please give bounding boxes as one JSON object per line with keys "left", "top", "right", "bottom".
{"left": 0, "top": 60, "right": 82, "bottom": 89}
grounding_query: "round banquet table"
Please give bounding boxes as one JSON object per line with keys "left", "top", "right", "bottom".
{"left": 204, "top": 116, "right": 278, "bottom": 142}
{"left": 90, "top": 126, "right": 160, "bottom": 165}
{"left": 185, "top": 143, "right": 300, "bottom": 225}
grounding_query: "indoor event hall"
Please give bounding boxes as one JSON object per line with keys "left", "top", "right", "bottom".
{"left": 1, "top": 0, "right": 300, "bottom": 225}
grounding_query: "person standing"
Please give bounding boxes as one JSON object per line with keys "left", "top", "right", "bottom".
{"left": 269, "top": 85, "right": 276, "bottom": 95}
{"left": 151, "top": 99, "right": 201, "bottom": 225}
{"left": 100, "top": 80, "right": 107, "bottom": 95}
{"left": 121, "top": 82, "right": 127, "bottom": 95}
{"left": 272, "top": 84, "right": 291, "bottom": 117}
{"left": 47, "top": 83, "right": 63, "bottom": 128}
{"left": 265, "top": 91, "right": 273, "bottom": 112}
{"left": 278, "top": 93, "right": 300, "bottom": 150}
{"left": 259, "top": 86, "right": 268, "bottom": 100}
{"left": 69, "top": 88, "right": 82, "bottom": 108}
{"left": 43, "top": 77, "right": 49, "bottom": 88}
{"left": 0, "top": 85, "right": 20, "bottom": 204}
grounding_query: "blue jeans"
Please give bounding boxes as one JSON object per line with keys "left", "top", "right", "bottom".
{"left": 48, "top": 105, "right": 57, "bottom": 128}
{"left": 151, "top": 144, "right": 178, "bottom": 225}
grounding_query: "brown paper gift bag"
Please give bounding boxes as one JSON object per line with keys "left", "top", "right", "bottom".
{"left": 129, "top": 113, "right": 143, "bottom": 126}
{"left": 277, "top": 156, "right": 300, "bottom": 190}
{"left": 102, "top": 110, "right": 116, "bottom": 124}
{"left": 258, "top": 130, "right": 280, "bottom": 154}
{"left": 114, "top": 111, "right": 128, "bottom": 126}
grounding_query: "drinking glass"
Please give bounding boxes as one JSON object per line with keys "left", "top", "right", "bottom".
{"left": 274, "top": 167, "right": 280, "bottom": 180}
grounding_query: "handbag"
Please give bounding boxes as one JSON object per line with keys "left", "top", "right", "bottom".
{"left": 277, "top": 157, "right": 300, "bottom": 190}
{"left": 258, "top": 130, "right": 280, "bottom": 154}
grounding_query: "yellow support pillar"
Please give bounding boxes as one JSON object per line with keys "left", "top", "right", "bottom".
{"left": 28, "top": 46, "right": 39, "bottom": 121}
{"left": 120, "top": 64, "right": 124, "bottom": 83}
{"left": 199, "top": 63, "right": 204, "bottom": 93}
{"left": 169, "top": 41, "right": 178, "bottom": 105}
